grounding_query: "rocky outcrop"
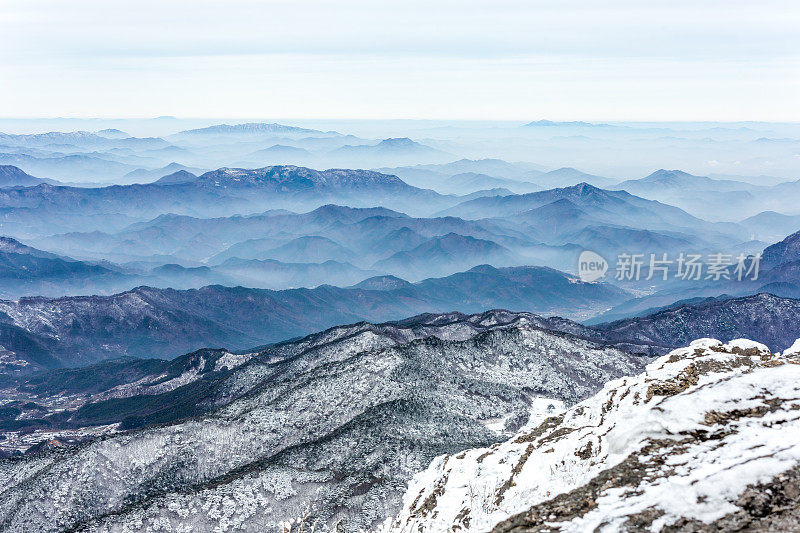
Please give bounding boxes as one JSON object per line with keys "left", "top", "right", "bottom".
{"left": 384, "top": 337, "right": 800, "bottom": 532}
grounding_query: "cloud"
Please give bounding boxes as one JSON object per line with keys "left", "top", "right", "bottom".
{"left": 1, "top": 0, "right": 798, "bottom": 119}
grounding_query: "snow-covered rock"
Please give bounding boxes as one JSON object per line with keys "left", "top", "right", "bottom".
{"left": 383, "top": 337, "right": 800, "bottom": 532}
{"left": 784, "top": 337, "right": 800, "bottom": 356}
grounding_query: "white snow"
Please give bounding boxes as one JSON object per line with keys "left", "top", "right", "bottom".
{"left": 382, "top": 337, "right": 800, "bottom": 532}
{"left": 785, "top": 338, "right": 800, "bottom": 356}
{"left": 724, "top": 337, "right": 770, "bottom": 353}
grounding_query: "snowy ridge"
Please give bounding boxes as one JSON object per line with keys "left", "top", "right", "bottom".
{"left": 0, "top": 317, "right": 644, "bottom": 532}
{"left": 382, "top": 337, "right": 800, "bottom": 532}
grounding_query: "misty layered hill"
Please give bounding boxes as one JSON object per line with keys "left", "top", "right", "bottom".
{"left": 153, "top": 169, "right": 198, "bottom": 184}
{"left": 0, "top": 166, "right": 468, "bottom": 238}
{"left": 505, "top": 195, "right": 700, "bottom": 256}
{"left": 372, "top": 233, "right": 519, "bottom": 280}
{"left": 0, "top": 131, "right": 167, "bottom": 153}
{"left": 564, "top": 225, "right": 695, "bottom": 259}
{"left": 26, "top": 203, "right": 537, "bottom": 273}
{"left": 0, "top": 311, "right": 646, "bottom": 532}
{"left": 144, "top": 259, "right": 375, "bottom": 293}
{"left": 121, "top": 162, "right": 206, "bottom": 184}
{"left": 444, "top": 172, "right": 541, "bottom": 195}
{"left": 610, "top": 168, "right": 800, "bottom": 220}
{"left": 617, "top": 168, "right": 758, "bottom": 194}
{"left": 0, "top": 171, "right": 777, "bottom": 314}
{"left": 762, "top": 228, "right": 800, "bottom": 268}
{"left": 10, "top": 178, "right": 749, "bottom": 286}
{"left": 330, "top": 137, "right": 451, "bottom": 166}
{"left": 210, "top": 257, "right": 377, "bottom": 289}
{"left": 438, "top": 182, "right": 743, "bottom": 247}
{"left": 0, "top": 265, "right": 628, "bottom": 372}
{"left": 441, "top": 182, "right": 686, "bottom": 223}
{"left": 0, "top": 153, "right": 142, "bottom": 183}
{"left": 0, "top": 130, "right": 178, "bottom": 182}
{"left": 0, "top": 181, "right": 758, "bottom": 303}
{"left": 380, "top": 160, "right": 619, "bottom": 192}
{"left": 242, "top": 144, "right": 313, "bottom": 166}
{"left": 0, "top": 236, "right": 132, "bottom": 298}
{"left": 740, "top": 211, "right": 800, "bottom": 242}
{"left": 590, "top": 229, "right": 800, "bottom": 321}
{"left": 172, "top": 122, "right": 332, "bottom": 138}
{"left": 232, "top": 236, "right": 355, "bottom": 264}
{"left": 0, "top": 165, "right": 56, "bottom": 187}
{"left": 377, "top": 160, "right": 616, "bottom": 195}
{"left": 531, "top": 167, "right": 618, "bottom": 189}
{"left": 612, "top": 169, "right": 762, "bottom": 221}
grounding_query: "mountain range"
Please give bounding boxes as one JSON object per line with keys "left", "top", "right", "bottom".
{"left": 378, "top": 160, "right": 616, "bottom": 194}
{"left": 437, "top": 182, "right": 743, "bottom": 251}
{"left": 4, "top": 258, "right": 800, "bottom": 378}
{"left": 590, "top": 228, "right": 800, "bottom": 321}
{"left": 121, "top": 162, "right": 207, "bottom": 184}
{"left": 173, "top": 122, "right": 333, "bottom": 138}
{"left": 1, "top": 118, "right": 799, "bottom": 532}
{"left": 611, "top": 168, "right": 800, "bottom": 221}
{"left": 373, "top": 233, "right": 519, "bottom": 280}
{"left": 0, "top": 310, "right": 649, "bottom": 531}
{"left": 1, "top": 173, "right": 758, "bottom": 288}
{"left": 740, "top": 211, "right": 800, "bottom": 242}
{"left": 0, "top": 265, "right": 629, "bottom": 373}
{"left": 3, "top": 305, "right": 800, "bottom": 530}
{"left": 0, "top": 166, "right": 464, "bottom": 238}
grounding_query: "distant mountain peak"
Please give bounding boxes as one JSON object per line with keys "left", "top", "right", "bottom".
{"left": 642, "top": 168, "right": 697, "bottom": 181}
{"left": 519, "top": 197, "right": 588, "bottom": 219}
{"left": 177, "top": 122, "right": 333, "bottom": 136}
{"left": 465, "top": 263, "right": 502, "bottom": 274}
{"left": 94, "top": 128, "right": 130, "bottom": 139}
{"left": 351, "top": 275, "right": 413, "bottom": 290}
{"left": 563, "top": 181, "right": 604, "bottom": 195}
{"left": 154, "top": 169, "right": 198, "bottom": 185}
{"left": 308, "top": 203, "right": 408, "bottom": 219}
{"left": 372, "top": 137, "right": 441, "bottom": 154}
{"left": 196, "top": 165, "right": 416, "bottom": 193}
{"left": 251, "top": 144, "right": 309, "bottom": 155}
{"left": 523, "top": 120, "right": 613, "bottom": 128}
{"left": 0, "top": 235, "right": 27, "bottom": 251}
{"left": 377, "top": 137, "right": 418, "bottom": 147}
{"left": 0, "top": 165, "right": 54, "bottom": 187}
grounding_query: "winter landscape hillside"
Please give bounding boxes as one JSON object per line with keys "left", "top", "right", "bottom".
{"left": 2, "top": 1, "right": 800, "bottom": 530}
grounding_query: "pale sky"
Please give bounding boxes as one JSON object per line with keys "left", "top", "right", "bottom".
{"left": 1, "top": 0, "right": 799, "bottom": 121}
